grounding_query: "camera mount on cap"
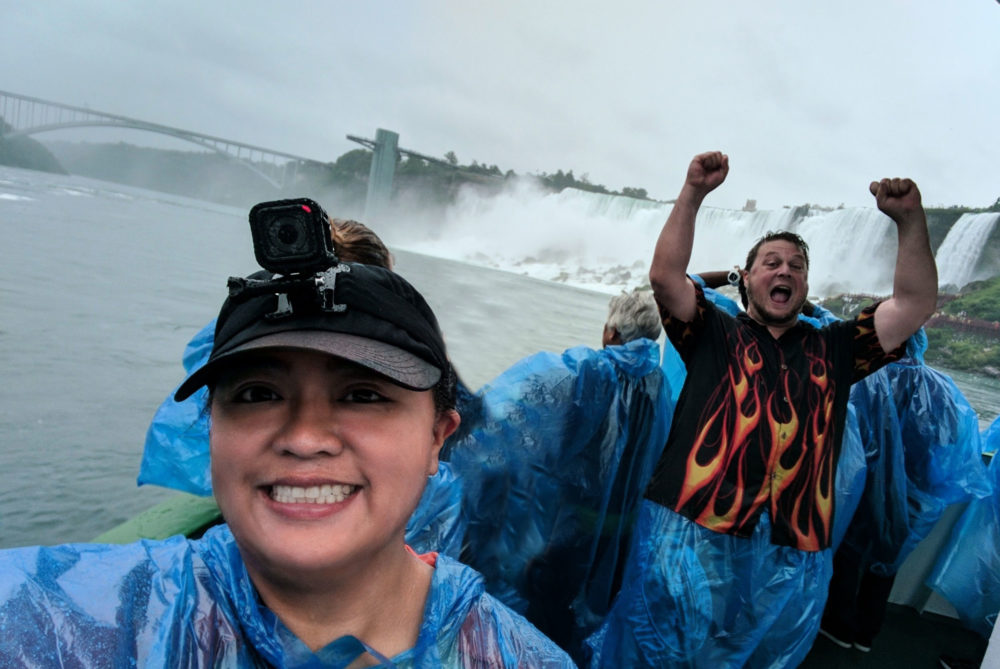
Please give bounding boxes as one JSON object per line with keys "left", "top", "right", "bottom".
{"left": 228, "top": 198, "right": 350, "bottom": 319}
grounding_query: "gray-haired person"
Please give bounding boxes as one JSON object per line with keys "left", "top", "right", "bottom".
{"left": 603, "top": 288, "right": 662, "bottom": 347}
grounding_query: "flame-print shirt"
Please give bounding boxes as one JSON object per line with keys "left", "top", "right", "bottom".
{"left": 645, "top": 282, "right": 903, "bottom": 551}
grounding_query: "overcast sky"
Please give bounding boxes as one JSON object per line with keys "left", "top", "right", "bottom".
{"left": 3, "top": 1, "right": 998, "bottom": 209}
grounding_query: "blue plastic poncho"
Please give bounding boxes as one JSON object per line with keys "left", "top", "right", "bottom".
{"left": 406, "top": 461, "right": 467, "bottom": 559}
{"left": 581, "top": 408, "right": 864, "bottom": 669}
{"left": 842, "top": 332, "right": 990, "bottom": 576}
{"left": 983, "top": 417, "right": 1000, "bottom": 456}
{"left": 0, "top": 524, "right": 575, "bottom": 667}
{"left": 584, "top": 501, "right": 833, "bottom": 669}
{"left": 138, "top": 319, "right": 215, "bottom": 496}
{"left": 926, "top": 417, "right": 1000, "bottom": 638}
{"left": 444, "top": 338, "right": 670, "bottom": 661}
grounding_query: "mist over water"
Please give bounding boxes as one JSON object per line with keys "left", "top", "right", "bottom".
{"left": 394, "top": 180, "right": 669, "bottom": 295}
{"left": 390, "top": 181, "right": 1000, "bottom": 300}
{"left": 390, "top": 181, "right": 921, "bottom": 299}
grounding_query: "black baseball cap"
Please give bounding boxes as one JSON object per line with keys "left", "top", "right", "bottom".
{"left": 174, "top": 262, "right": 450, "bottom": 401}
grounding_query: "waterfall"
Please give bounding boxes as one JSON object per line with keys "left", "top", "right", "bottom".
{"left": 935, "top": 213, "right": 1000, "bottom": 291}
{"left": 796, "top": 208, "right": 897, "bottom": 297}
{"left": 390, "top": 181, "right": 922, "bottom": 298}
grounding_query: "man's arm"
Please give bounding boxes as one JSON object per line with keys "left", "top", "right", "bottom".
{"left": 870, "top": 178, "right": 938, "bottom": 353}
{"left": 649, "top": 152, "right": 729, "bottom": 322}
{"left": 694, "top": 270, "right": 734, "bottom": 289}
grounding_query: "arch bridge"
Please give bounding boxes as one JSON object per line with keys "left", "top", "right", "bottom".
{"left": 0, "top": 89, "right": 328, "bottom": 189}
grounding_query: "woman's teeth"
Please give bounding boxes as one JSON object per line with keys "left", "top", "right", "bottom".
{"left": 271, "top": 484, "right": 356, "bottom": 504}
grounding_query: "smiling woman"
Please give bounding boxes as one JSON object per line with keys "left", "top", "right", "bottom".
{"left": 0, "top": 198, "right": 575, "bottom": 668}
{"left": 206, "top": 349, "right": 456, "bottom": 654}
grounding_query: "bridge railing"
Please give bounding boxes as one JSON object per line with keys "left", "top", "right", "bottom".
{"left": 0, "top": 89, "right": 327, "bottom": 167}
{"left": 0, "top": 89, "right": 335, "bottom": 189}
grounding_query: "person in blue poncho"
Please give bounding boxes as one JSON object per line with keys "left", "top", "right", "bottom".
{"left": 925, "top": 416, "right": 1000, "bottom": 663}
{"left": 0, "top": 199, "right": 574, "bottom": 668}
{"left": 585, "top": 151, "right": 938, "bottom": 668}
{"left": 444, "top": 287, "right": 671, "bottom": 663}
{"left": 818, "top": 330, "right": 990, "bottom": 654}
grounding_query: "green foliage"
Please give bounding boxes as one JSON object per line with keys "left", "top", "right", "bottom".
{"left": 621, "top": 186, "right": 648, "bottom": 199}
{"left": 814, "top": 294, "right": 878, "bottom": 320}
{"left": 924, "top": 208, "right": 968, "bottom": 252}
{"left": 0, "top": 127, "right": 68, "bottom": 174}
{"left": 940, "top": 276, "right": 1000, "bottom": 321}
{"left": 924, "top": 328, "right": 1000, "bottom": 372}
{"left": 328, "top": 149, "right": 372, "bottom": 181}
{"left": 819, "top": 283, "right": 1000, "bottom": 374}
{"left": 534, "top": 169, "right": 650, "bottom": 200}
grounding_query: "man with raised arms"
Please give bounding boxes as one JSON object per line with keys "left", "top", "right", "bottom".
{"left": 585, "top": 151, "right": 937, "bottom": 667}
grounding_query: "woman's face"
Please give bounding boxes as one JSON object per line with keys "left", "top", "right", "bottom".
{"left": 209, "top": 348, "right": 459, "bottom": 585}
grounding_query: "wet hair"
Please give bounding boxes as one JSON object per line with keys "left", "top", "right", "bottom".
{"left": 606, "top": 289, "right": 662, "bottom": 343}
{"left": 331, "top": 218, "right": 394, "bottom": 270}
{"left": 431, "top": 365, "right": 458, "bottom": 415}
{"left": 738, "top": 231, "right": 810, "bottom": 309}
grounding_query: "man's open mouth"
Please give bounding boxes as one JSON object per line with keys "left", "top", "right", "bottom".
{"left": 770, "top": 286, "right": 792, "bottom": 304}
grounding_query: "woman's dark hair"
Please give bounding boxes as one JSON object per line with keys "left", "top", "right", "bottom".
{"left": 432, "top": 364, "right": 458, "bottom": 415}
{"left": 331, "top": 218, "right": 395, "bottom": 270}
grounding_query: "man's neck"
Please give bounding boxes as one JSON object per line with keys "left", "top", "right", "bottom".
{"left": 746, "top": 313, "right": 799, "bottom": 340}
{"left": 764, "top": 323, "right": 795, "bottom": 339}
{"left": 745, "top": 302, "right": 803, "bottom": 340}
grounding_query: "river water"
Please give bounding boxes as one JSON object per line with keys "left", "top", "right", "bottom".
{"left": 1, "top": 165, "right": 998, "bottom": 549}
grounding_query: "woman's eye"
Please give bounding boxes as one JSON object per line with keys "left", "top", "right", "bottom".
{"left": 343, "top": 388, "right": 386, "bottom": 404}
{"left": 235, "top": 386, "right": 280, "bottom": 403}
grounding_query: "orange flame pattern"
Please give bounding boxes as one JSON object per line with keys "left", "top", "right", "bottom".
{"left": 649, "top": 290, "right": 900, "bottom": 551}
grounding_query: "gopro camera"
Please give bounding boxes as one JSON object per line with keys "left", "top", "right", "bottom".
{"left": 248, "top": 198, "right": 338, "bottom": 275}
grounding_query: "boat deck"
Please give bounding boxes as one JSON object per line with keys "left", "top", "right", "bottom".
{"left": 801, "top": 604, "right": 987, "bottom": 668}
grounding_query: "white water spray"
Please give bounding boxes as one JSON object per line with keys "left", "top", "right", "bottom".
{"left": 391, "top": 181, "right": 987, "bottom": 298}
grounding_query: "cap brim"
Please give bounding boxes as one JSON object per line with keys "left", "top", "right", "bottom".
{"left": 174, "top": 330, "right": 441, "bottom": 401}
